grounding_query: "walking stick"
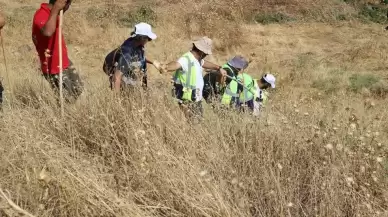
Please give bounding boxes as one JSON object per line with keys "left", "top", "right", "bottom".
{"left": 58, "top": 10, "right": 64, "bottom": 117}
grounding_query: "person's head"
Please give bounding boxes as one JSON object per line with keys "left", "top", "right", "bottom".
{"left": 129, "top": 23, "right": 157, "bottom": 46}
{"left": 227, "top": 55, "right": 249, "bottom": 74}
{"left": 49, "top": 0, "right": 72, "bottom": 12}
{"left": 258, "top": 73, "right": 276, "bottom": 90}
{"left": 191, "top": 37, "right": 212, "bottom": 60}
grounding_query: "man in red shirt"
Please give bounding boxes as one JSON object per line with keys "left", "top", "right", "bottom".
{"left": 32, "top": 0, "right": 83, "bottom": 103}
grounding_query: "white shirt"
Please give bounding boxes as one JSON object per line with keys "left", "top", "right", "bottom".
{"left": 177, "top": 52, "right": 205, "bottom": 102}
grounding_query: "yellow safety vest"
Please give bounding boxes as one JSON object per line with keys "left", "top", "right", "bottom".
{"left": 221, "top": 64, "right": 239, "bottom": 105}
{"left": 237, "top": 73, "right": 255, "bottom": 103}
{"left": 173, "top": 52, "right": 198, "bottom": 101}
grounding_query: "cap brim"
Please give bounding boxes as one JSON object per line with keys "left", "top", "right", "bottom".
{"left": 270, "top": 83, "right": 275, "bottom": 88}
{"left": 147, "top": 32, "right": 157, "bottom": 40}
{"left": 193, "top": 42, "right": 212, "bottom": 55}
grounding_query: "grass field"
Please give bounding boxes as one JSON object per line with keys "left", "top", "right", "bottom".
{"left": 0, "top": 0, "right": 388, "bottom": 216}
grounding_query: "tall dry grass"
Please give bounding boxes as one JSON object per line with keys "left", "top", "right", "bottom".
{"left": 0, "top": 0, "right": 388, "bottom": 216}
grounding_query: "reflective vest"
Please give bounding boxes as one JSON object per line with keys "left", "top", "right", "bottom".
{"left": 221, "top": 64, "right": 239, "bottom": 105}
{"left": 237, "top": 73, "right": 255, "bottom": 103}
{"left": 173, "top": 52, "right": 197, "bottom": 101}
{"left": 252, "top": 79, "right": 269, "bottom": 105}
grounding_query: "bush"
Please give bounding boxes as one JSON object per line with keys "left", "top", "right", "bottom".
{"left": 349, "top": 73, "right": 380, "bottom": 92}
{"left": 312, "top": 78, "right": 341, "bottom": 94}
{"left": 86, "top": 5, "right": 157, "bottom": 28}
{"left": 119, "top": 6, "right": 157, "bottom": 27}
{"left": 358, "top": 4, "right": 388, "bottom": 24}
{"left": 254, "top": 12, "right": 294, "bottom": 24}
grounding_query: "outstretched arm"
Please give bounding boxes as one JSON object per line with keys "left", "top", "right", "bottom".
{"left": 202, "top": 60, "right": 221, "bottom": 71}
{"left": 164, "top": 61, "right": 182, "bottom": 72}
{"left": 203, "top": 60, "right": 227, "bottom": 82}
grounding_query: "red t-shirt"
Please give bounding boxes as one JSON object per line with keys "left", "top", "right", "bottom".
{"left": 32, "top": 3, "right": 69, "bottom": 75}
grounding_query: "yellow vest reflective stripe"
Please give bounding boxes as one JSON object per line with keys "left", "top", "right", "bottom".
{"left": 173, "top": 52, "right": 197, "bottom": 101}
{"left": 237, "top": 73, "right": 254, "bottom": 103}
{"left": 221, "top": 64, "right": 239, "bottom": 105}
{"left": 253, "top": 79, "right": 269, "bottom": 105}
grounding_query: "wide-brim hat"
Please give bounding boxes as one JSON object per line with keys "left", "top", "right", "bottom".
{"left": 193, "top": 36, "right": 212, "bottom": 55}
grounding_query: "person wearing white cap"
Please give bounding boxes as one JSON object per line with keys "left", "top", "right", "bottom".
{"left": 103, "top": 22, "right": 162, "bottom": 91}
{"left": 160, "top": 36, "right": 227, "bottom": 120}
{"left": 237, "top": 73, "right": 276, "bottom": 114}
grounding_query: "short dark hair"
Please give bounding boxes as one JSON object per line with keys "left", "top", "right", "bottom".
{"left": 49, "top": 0, "right": 56, "bottom": 4}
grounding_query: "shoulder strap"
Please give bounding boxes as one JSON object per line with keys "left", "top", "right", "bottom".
{"left": 184, "top": 55, "right": 193, "bottom": 88}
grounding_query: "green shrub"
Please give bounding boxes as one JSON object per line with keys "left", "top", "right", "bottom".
{"left": 349, "top": 73, "right": 380, "bottom": 92}
{"left": 86, "top": 5, "right": 157, "bottom": 28}
{"left": 358, "top": 5, "right": 388, "bottom": 24}
{"left": 311, "top": 77, "right": 341, "bottom": 94}
{"left": 118, "top": 6, "right": 157, "bottom": 27}
{"left": 254, "top": 12, "right": 294, "bottom": 24}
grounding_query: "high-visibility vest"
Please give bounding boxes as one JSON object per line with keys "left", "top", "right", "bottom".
{"left": 237, "top": 73, "right": 254, "bottom": 103}
{"left": 173, "top": 52, "right": 198, "bottom": 101}
{"left": 252, "top": 79, "right": 269, "bottom": 105}
{"left": 221, "top": 64, "right": 239, "bottom": 105}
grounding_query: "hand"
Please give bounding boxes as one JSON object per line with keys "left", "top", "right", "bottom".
{"left": 159, "top": 63, "right": 167, "bottom": 74}
{"left": 219, "top": 68, "right": 227, "bottom": 77}
{"left": 53, "top": 0, "right": 69, "bottom": 12}
{"left": 153, "top": 60, "right": 161, "bottom": 70}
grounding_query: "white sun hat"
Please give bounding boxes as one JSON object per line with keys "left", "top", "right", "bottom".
{"left": 263, "top": 73, "right": 276, "bottom": 88}
{"left": 133, "top": 22, "right": 157, "bottom": 40}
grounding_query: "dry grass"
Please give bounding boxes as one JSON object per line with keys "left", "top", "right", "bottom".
{"left": 0, "top": 0, "right": 388, "bottom": 216}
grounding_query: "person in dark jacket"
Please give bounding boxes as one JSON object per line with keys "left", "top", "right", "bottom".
{"left": 103, "top": 22, "right": 161, "bottom": 92}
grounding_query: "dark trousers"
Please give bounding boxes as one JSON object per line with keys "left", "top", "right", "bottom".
{"left": 236, "top": 99, "right": 254, "bottom": 112}
{"left": 43, "top": 64, "right": 84, "bottom": 103}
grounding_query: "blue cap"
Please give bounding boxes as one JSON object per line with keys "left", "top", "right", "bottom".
{"left": 227, "top": 56, "right": 249, "bottom": 70}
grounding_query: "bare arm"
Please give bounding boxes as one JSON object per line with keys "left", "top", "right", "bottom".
{"left": 202, "top": 60, "right": 221, "bottom": 71}
{"left": 165, "top": 61, "right": 182, "bottom": 72}
{"left": 203, "top": 60, "right": 227, "bottom": 78}
{"left": 41, "top": 0, "right": 68, "bottom": 37}
{"left": 41, "top": 8, "right": 60, "bottom": 37}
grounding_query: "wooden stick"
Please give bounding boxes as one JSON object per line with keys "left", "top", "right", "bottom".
{"left": 58, "top": 10, "right": 64, "bottom": 117}
{"left": 0, "top": 189, "right": 36, "bottom": 217}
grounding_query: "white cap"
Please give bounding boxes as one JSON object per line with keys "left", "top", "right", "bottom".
{"left": 133, "top": 22, "right": 157, "bottom": 40}
{"left": 263, "top": 73, "right": 276, "bottom": 88}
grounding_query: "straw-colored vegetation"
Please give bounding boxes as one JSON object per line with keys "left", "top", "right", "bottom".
{"left": 0, "top": 0, "right": 387, "bottom": 216}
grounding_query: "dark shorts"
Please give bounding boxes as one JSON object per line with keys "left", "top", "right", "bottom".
{"left": 43, "top": 62, "right": 84, "bottom": 102}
